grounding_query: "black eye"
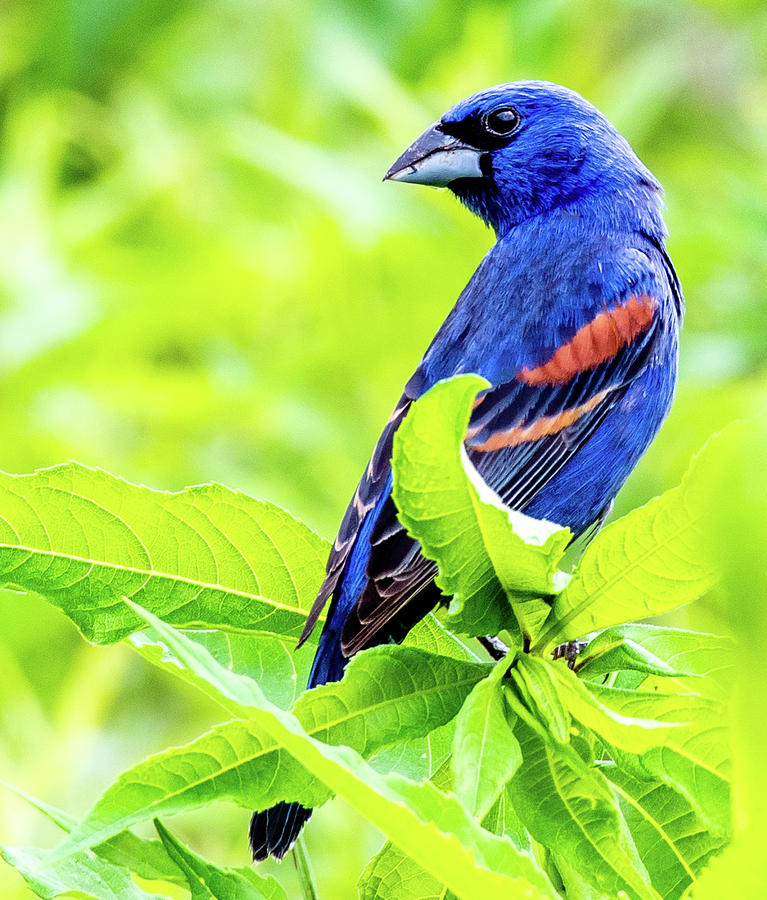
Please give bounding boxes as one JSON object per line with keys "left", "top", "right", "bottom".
{"left": 483, "top": 107, "right": 521, "bottom": 137}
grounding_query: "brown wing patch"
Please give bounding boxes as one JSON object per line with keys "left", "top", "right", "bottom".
{"left": 518, "top": 294, "right": 657, "bottom": 386}
{"left": 296, "top": 394, "right": 412, "bottom": 648}
{"left": 341, "top": 551, "right": 440, "bottom": 656}
{"left": 340, "top": 491, "right": 440, "bottom": 656}
{"left": 467, "top": 390, "right": 610, "bottom": 452}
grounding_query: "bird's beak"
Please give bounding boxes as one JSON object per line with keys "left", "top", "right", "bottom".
{"left": 384, "top": 122, "right": 483, "bottom": 187}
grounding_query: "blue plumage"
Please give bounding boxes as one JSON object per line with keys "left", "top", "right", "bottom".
{"left": 250, "top": 80, "right": 682, "bottom": 861}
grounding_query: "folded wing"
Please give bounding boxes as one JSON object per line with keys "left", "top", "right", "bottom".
{"left": 301, "top": 287, "right": 663, "bottom": 657}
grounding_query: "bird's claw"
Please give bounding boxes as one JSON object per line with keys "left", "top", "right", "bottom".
{"left": 553, "top": 640, "right": 587, "bottom": 669}
{"left": 478, "top": 635, "right": 510, "bottom": 660}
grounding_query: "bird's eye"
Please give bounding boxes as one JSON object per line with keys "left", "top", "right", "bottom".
{"left": 482, "top": 107, "right": 521, "bottom": 137}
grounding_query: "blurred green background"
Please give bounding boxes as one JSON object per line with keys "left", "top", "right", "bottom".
{"left": 0, "top": 0, "right": 765, "bottom": 896}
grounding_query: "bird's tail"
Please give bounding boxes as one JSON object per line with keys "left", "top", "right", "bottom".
{"left": 249, "top": 622, "right": 347, "bottom": 860}
{"left": 249, "top": 801, "right": 313, "bottom": 861}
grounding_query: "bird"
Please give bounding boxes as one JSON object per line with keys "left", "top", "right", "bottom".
{"left": 249, "top": 80, "right": 682, "bottom": 861}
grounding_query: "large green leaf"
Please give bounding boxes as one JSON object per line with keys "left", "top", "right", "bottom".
{"left": 359, "top": 844, "right": 454, "bottom": 900}
{"left": 605, "top": 767, "right": 727, "bottom": 900}
{"left": 40, "top": 644, "right": 487, "bottom": 852}
{"left": 391, "top": 374, "right": 570, "bottom": 641}
{"left": 0, "top": 463, "right": 329, "bottom": 643}
{"left": 132, "top": 627, "right": 315, "bottom": 710}
{"left": 50, "top": 608, "right": 559, "bottom": 900}
{"left": 509, "top": 718, "right": 660, "bottom": 900}
{"left": 369, "top": 721, "right": 455, "bottom": 783}
{"left": 576, "top": 625, "right": 732, "bottom": 681}
{"left": 294, "top": 644, "right": 490, "bottom": 756}
{"left": 0, "top": 842, "right": 166, "bottom": 900}
{"left": 153, "top": 820, "right": 286, "bottom": 900}
{"left": 576, "top": 625, "right": 734, "bottom": 700}
{"left": 587, "top": 683, "right": 731, "bottom": 836}
{"left": 1, "top": 783, "right": 186, "bottom": 888}
{"left": 403, "top": 612, "right": 482, "bottom": 662}
{"left": 452, "top": 658, "right": 521, "bottom": 819}
{"left": 536, "top": 442, "right": 718, "bottom": 650}
{"left": 551, "top": 661, "right": 690, "bottom": 753}
{"left": 360, "top": 783, "right": 532, "bottom": 900}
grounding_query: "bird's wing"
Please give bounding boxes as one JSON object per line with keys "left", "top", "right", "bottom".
{"left": 297, "top": 390, "right": 415, "bottom": 646}
{"left": 301, "top": 277, "right": 667, "bottom": 656}
{"left": 467, "top": 290, "right": 661, "bottom": 510}
{"left": 338, "top": 289, "right": 665, "bottom": 656}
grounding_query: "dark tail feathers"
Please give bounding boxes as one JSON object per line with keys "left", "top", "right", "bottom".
{"left": 249, "top": 801, "right": 312, "bottom": 861}
{"left": 249, "top": 625, "right": 345, "bottom": 860}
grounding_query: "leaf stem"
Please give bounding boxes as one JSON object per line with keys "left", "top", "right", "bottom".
{"left": 292, "top": 834, "right": 320, "bottom": 900}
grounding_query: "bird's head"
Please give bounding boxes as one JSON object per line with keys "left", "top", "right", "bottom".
{"left": 385, "top": 81, "right": 661, "bottom": 236}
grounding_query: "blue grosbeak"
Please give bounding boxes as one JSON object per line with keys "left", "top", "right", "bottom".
{"left": 251, "top": 80, "right": 682, "bottom": 860}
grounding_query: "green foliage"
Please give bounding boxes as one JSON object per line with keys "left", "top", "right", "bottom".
{"left": 0, "top": 841, "right": 167, "bottom": 900}
{"left": 1, "top": 2, "right": 765, "bottom": 896}
{"left": 451, "top": 659, "right": 521, "bottom": 819}
{"left": 392, "top": 374, "right": 570, "bottom": 642}
{"left": 574, "top": 625, "right": 733, "bottom": 685}
{"left": 509, "top": 720, "right": 658, "bottom": 900}
{"left": 605, "top": 768, "right": 727, "bottom": 900}
{"left": 0, "top": 464, "right": 328, "bottom": 644}
{"left": 1, "top": 374, "right": 757, "bottom": 899}
{"left": 536, "top": 464, "right": 717, "bottom": 651}
{"left": 105, "top": 607, "right": 559, "bottom": 900}
{"left": 2, "top": 784, "right": 187, "bottom": 887}
{"left": 153, "top": 820, "right": 287, "bottom": 900}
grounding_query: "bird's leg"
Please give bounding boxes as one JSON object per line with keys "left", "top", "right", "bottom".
{"left": 552, "top": 640, "right": 588, "bottom": 670}
{"left": 478, "top": 635, "right": 510, "bottom": 660}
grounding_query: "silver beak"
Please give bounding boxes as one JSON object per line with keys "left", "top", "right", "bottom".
{"left": 384, "top": 122, "right": 483, "bottom": 187}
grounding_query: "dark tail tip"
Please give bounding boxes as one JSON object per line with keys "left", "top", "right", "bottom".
{"left": 250, "top": 802, "right": 313, "bottom": 861}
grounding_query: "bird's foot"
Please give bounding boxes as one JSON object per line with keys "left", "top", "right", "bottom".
{"left": 552, "top": 640, "right": 587, "bottom": 670}
{"left": 478, "top": 635, "right": 510, "bottom": 660}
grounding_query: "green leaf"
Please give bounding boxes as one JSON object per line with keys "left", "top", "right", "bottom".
{"left": 65, "top": 718, "right": 331, "bottom": 846}
{"left": 403, "top": 612, "right": 482, "bottom": 662}
{"left": 688, "top": 416, "right": 767, "bottom": 898}
{"left": 136, "top": 614, "right": 478, "bottom": 719}
{"left": 0, "top": 842, "right": 166, "bottom": 900}
{"left": 2, "top": 782, "right": 186, "bottom": 887}
{"left": 550, "top": 660, "right": 690, "bottom": 753}
{"left": 509, "top": 719, "right": 660, "bottom": 900}
{"left": 391, "top": 374, "right": 570, "bottom": 641}
{"left": 481, "top": 782, "right": 532, "bottom": 852}
{"left": 369, "top": 721, "right": 455, "bottom": 782}
{"left": 510, "top": 655, "right": 571, "bottom": 744}
{"left": 576, "top": 626, "right": 734, "bottom": 694}
{"left": 41, "top": 644, "right": 486, "bottom": 854}
{"left": 295, "top": 645, "right": 489, "bottom": 756}
{"left": 358, "top": 845, "right": 451, "bottom": 900}
{"left": 153, "top": 819, "right": 286, "bottom": 900}
{"left": 50, "top": 606, "right": 558, "bottom": 900}
{"left": 605, "top": 767, "right": 727, "bottom": 900}
{"left": 0, "top": 463, "right": 329, "bottom": 644}
{"left": 360, "top": 783, "right": 531, "bottom": 900}
{"left": 132, "top": 627, "right": 315, "bottom": 710}
{"left": 536, "top": 443, "right": 718, "bottom": 650}
{"left": 452, "top": 658, "right": 521, "bottom": 819}
{"left": 587, "top": 683, "right": 731, "bottom": 836}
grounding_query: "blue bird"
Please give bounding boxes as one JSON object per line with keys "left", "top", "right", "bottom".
{"left": 250, "top": 80, "right": 682, "bottom": 860}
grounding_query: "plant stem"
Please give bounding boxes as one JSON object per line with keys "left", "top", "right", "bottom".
{"left": 292, "top": 833, "right": 320, "bottom": 900}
